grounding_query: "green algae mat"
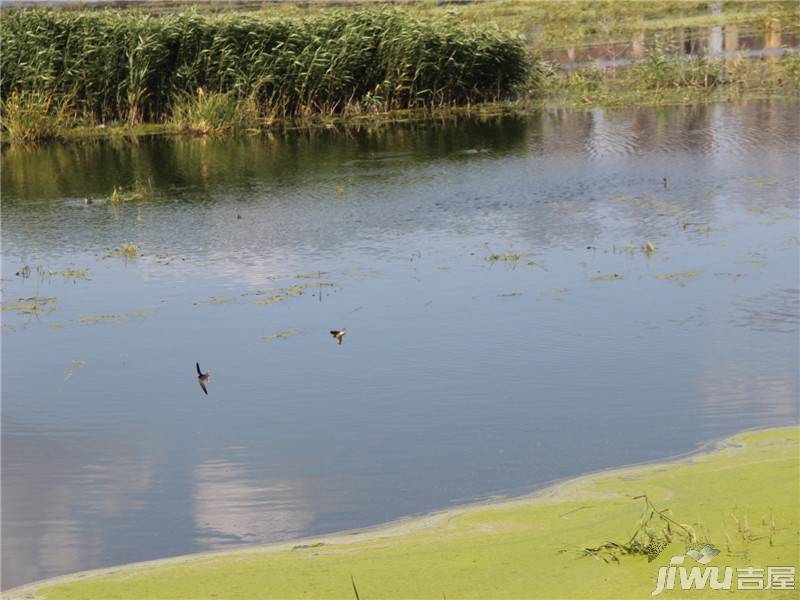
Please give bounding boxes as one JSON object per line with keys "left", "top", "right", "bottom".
{"left": 9, "top": 427, "right": 799, "bottom": 599}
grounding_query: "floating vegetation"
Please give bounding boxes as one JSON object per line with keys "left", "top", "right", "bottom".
{"left": 49, "top": 323, "right": 64, "bottom": 331}
{"left": 715, "top": 272, "right": 744, "bottom": 283}
{"left": 2, "top": 296, "right": 61, "bottom": 315}
{"left": 64, "top": 359, "right": 86, "bottom": 381}
{"left": 525, "top": 260, "right": 548, "bottom": 270}
{"left": 750, "top": 178, "right": 778, "bottom": 188}
{"left": 581, "top": 495, "right": 700, "bottom": 564}
{"left": 736, "top": 259, "right": 767, "bottom": 268}
{"left": 681, "top": 221, "right": 713, "bottom": 233}
{"left": 108, "top": 179, "right": 154, "bottom": 205}
{"left": 486, "top": 254, "right": 525, "bottom": 262}
{"left": 77, "top": 309, "right": 154, "bottom": 326}
{"left": 613, "top": 194, "right": 686, "bottom": 214}
{"left": 207, "top": 297, "right": 237, "bottom": 305}
{"left": 47, "top": 268, "right": 89, "bottom": 280}
{"left": 253, "top": 285, "right": 307, "bottom": 306}
{"left": 253, "top": 281, "right": 334, "bottom": 305}
{"left": 497, "top": 292, "right": 523, "bottom": 297}
{"left": 262, "top": 330, "right": 300, "bottom": 341}
{"left": 614, "top": 242, "right": 656, "bottom": 256}
{"left": 296, "top": 272, "right": 328, "bottom": 280}
{"left": 589, "top": 273, "right": 622, "bottom": 282}
{"left": 105, "top": 242, "right": 139, "bottom": 259}
{"left": 656, "top": 271, "right": 701, "bottom": 287}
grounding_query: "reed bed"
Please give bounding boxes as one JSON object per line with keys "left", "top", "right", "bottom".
{"left": 0, "top": 8, "right": 529, "bottom": 134}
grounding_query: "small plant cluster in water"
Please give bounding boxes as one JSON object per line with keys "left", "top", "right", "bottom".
{"left": 106, "top": 242, "right": 139, "bottom": 259}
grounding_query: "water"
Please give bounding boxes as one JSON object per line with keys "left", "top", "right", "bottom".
{"left": 2, "top": 100, "right": 798, "bottom": 590}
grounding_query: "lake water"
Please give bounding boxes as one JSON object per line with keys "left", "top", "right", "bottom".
{"left": 2, "top": 100, "right": 798, "bottom": 589}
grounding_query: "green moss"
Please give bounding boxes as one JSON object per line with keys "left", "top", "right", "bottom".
{"left": 13, "top": 427, "right": 797, "bottom": 600}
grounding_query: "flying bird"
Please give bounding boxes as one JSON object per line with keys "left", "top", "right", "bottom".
{"left": 330, "top": 329, "right": 347, "bottom": 345}
{"left": 196, "top": 362, "right": 210, "bottom": 395}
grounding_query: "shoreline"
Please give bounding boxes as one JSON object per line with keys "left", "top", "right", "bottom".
{"left": 7, "top": 424, "right": 798, "bottom": 599}
{"left": 2, "top": 88, "right": 798, "bottom": 147}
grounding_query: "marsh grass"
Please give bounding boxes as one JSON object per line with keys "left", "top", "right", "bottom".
{"left": 171, "top": 89, "right": 260, "bottom": 134}
{"left": 1, "top": 8, "right": 529, "bottom": 126}
{"left": 0, "top": 90, "right": 74, "bottom": 143}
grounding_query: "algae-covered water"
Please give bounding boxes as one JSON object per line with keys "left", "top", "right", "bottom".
{"left": 2, "top": 100, "right": 798, "bottom": 589}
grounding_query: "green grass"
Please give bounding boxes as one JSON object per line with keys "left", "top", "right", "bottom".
{"left": 10, "top": 426, "right": 798, "bottom": 599}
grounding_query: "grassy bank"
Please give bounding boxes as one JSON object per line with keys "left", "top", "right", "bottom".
{"left": 8, "top": 426, "right": 798, "bottom": 599}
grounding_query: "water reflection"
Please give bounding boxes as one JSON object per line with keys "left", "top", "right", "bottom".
{"left": 550, "top": 23, "right": 798, "bottom": 68}
{"left": 194, "top": 460, "right": 314, "bottom": 547}
{"left": 2, "top": 100, "right": 798, "bottom": 590}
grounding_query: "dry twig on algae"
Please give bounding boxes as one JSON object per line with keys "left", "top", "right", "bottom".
{"left": 580, "top": 494, "right": 700, "bottom": 564}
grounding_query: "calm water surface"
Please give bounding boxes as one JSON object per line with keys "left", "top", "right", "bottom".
{"left": 2, "top": 100, "right": 799, "bottom": 589}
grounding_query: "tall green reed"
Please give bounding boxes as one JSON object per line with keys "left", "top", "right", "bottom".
{"left": 1, "top": 8, "right": 531, "bottom": 125}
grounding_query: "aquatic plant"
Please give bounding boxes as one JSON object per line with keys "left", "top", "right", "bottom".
{"left": 263, "top": 330, "right": 299, "bottom": 341}
{"left": 64, "top": 359, "right": 86, "bottom": 381}
{"left": 656, "top": 271, "right": 700, "bottom": 286}
{"left": 1, "top": 296, "right": 61, "bottom": 316}
{"left": 76, "top": 309, "right": 154, "bottom": 325}
{"left": 108, "top": 179, "right": 154, "bottom": 205}
{"left": 486, "top": 253, "right": 525, "bottom": 262}
{"left": 171, "top": 89, "right": 260, "bottom": 134}
{"left": 106, "top": 242, "right": 139, "bottom": 259}
{"left": 589, "top": 273, "right": 622, "bottom": 282}
{"left": 46, "top": 269, "right": 89, "bottom": 280}
{"left": 252, "top": 282, "right": 332, "bottom": 305}
{"left": 0, "top": 90, "right": 74, "bottom": 143}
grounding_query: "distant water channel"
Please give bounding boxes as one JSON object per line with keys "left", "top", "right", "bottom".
{"left": 2, "top": 99, "right": 798, "bottom": 589}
